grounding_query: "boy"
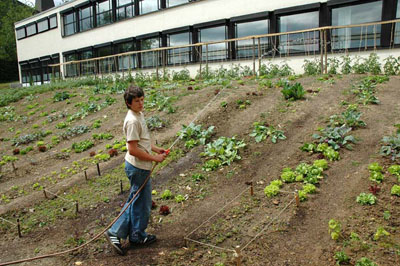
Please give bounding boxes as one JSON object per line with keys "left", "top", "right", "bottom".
{"left": 104, "top": 85, "right": 167, "bottom": 255}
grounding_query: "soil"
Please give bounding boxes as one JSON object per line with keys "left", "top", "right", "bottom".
{"left": 1, "top": 74, "right": 400, "bottom": 266}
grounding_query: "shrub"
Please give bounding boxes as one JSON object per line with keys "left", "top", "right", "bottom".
{"left": 281, "top": 83, "right": 305, "bottom": 101}
{"left": 302, "top": 59, "right": 321, "bottom": 75}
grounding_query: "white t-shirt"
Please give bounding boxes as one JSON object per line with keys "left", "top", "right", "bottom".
{"left": 123, "top": 110, "right": 152, "bottom": 170}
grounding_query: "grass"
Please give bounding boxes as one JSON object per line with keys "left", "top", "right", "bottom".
{"left": 0, "top": 164, "right": 128, "bottom": 235}
{"left": 0, "top": 82, "right": 18, "bottom": 90}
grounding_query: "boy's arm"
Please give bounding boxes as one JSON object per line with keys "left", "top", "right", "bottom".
{"left": 128, "top": 141, "right": 166, "bottom": 162}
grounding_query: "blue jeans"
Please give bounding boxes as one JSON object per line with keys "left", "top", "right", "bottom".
{"left": 109, "top": 161, "right": 152, "bottom": 242}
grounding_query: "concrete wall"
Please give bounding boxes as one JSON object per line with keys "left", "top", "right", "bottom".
{"left": 15, "top": 0, "right": 326, "bottom": 62}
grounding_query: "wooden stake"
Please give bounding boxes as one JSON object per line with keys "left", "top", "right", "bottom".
{"left": 250, "top": 182, "right": 254, "bottom": 196}
{"left": 97, "top": 163, "right": 101, "bottom": 176}
{"left": 324, "top": 30, "right": 328, "bottom": 74}
{"left": 75, "top": 201, "right": 79, "bottom": 214}
{"left": 120, "top": 180, "right": 123, "bottom": 194}
{"left": 258, "top": 37, "right": 261, "bottom": 76}
{"left": 43, "top": 188, "right": 47, "bottom": 199}
{"left": 252, "top": 37, "right": 256, "bottom": 76}
{"left": 235, "top": 246, "right": 242, "bottom": 266}
{"left": 320, "top": 30, "right": 324, "bottom": 75}
{"left": 84, "top": 170, "right": 88, "bottom": 181}
{"left": 295, "top": 193, "right": 300, "bottom": 207}
{"left": 17, "top": 218, "right": 22, "bottom": 238}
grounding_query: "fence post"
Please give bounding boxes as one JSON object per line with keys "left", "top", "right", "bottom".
{"left": 324, "top": 30, "right": 328, "bottom": 74}
{"left": 235, "top": 246, "right": 242, "bottom": 266}
{"left": 17, "top": 218, "right": 22, "bottom": 238}
{"left": 320, "top": 30, "right": 324, "bottom": 74}
{"left": 97, "top": 163, "right": 101, "bottom": 176}
{"left": 156, "top": 51, "right": 159, "bottom": 81}
{"left": 258, "top": 37, "right": 262, "bottom": 76}
{"left": 205, "top": 44, "right": 209, "bottom": 77}
{"left": 252, "top": 37, "right": 256, "bottom": 76}
{"left": 198, "top": 46, "right": 202, "bottom": 79}
{"left": 163, "top": 50, "right": 166, "bottom": 79}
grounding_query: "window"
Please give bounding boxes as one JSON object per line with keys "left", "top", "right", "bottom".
{"left": 167, "top": 0, "right": 188, "bottom": 8}
{"left": 26, "top": 23, "right": 37, "bottom": 36}
{"left": 116, "top": 41, "right": 136, "bottom": 70}
{"left": 394, "top": 1, "right": 400, "bottom": 44}
{"left": 97, "top": 0, "right": 113, "bottom": 26}
{"left": 235, "top": 19, "right": 269, "bottom": 58}
{"left": 97, "top": 45, "right": 115, "bottom": 73}
{"left": 117, "top": 0, "right": 135, "bottom": 20}
{"left": 49, "top": 15, "right": 57, "bottom": 29}
{"left": 331, "top": 1, "right": 383, "bottom": 50}
{"left": 64, "top": 53, "right": 79, "bottom": 77}
{"left": 51, "top": 55, "right": 60, "bottom": 79}
{"left": 16, "top": 28, "right": 26, "bottom": 40}
{"left": 140, "top": 0, "right": 159, "bottom": 15}
{"left": 41, "top": 59, "right": 51, "bottom": 82}
{"left": 37, "top": 19, "right": 49, "bottom": 33}
{"left": 79, "top": 6, "right": 93, "bottom": 31}
{"left": 167, "top": 32, "right": 191, "bottom": 64}
{"left": 20, "top": 63, "right": 30, "bottom": 84}
{"left": 199, "top": 26, "right": 227, "bottom": 61}
{"left": 141, "top": 37, "right": 160, "bottom": 67}
{"left": 63, "top": 12, "right": 76, "bottom": 36}
{"left": 278, "top": 11, "right": 319, "bottom": 54}
{"left": 29, "top": 60, "right": 41, "bottom": 84}
{"left": 80, "top": 50, "right": 95, "bottom": 75}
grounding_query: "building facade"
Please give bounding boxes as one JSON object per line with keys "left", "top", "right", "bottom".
{"left": 14, "top": 0, "right": 400, "bottom": 85}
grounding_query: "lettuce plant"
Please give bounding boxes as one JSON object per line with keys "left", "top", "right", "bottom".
{"left": 356, "top": 193, "right": 376, "bottom": 205}
{"left": 391, "top": 185, "right": 400, "bottom": 196}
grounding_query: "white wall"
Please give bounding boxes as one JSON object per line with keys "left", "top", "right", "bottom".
{"left": 15, "top": 0, "right": 326, "bottom": 62}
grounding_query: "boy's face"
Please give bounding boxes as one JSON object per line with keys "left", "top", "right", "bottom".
{"left": 127, "top": 96, "right": 144, "bottom": 112}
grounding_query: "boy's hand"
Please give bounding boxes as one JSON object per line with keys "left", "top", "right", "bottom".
{"left": 153, "top": 153, "right": 167, "bottom": 163}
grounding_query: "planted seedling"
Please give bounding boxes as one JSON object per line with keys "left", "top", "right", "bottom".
{"left": 328, "top": 219, "right": 341, "bottom": 240}
{"left": 356, "top": 193, "right": 376, "bottom": 205}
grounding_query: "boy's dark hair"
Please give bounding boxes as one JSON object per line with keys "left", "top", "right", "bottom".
{"left": 124, "top": 85, "right": 144, "bottom": 108}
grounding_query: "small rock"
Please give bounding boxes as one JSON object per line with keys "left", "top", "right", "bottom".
{"left": 29, "top": 208, "right": 35, "bottom": 213}
{"left": 75, "top": 262, "right": 83, "bottom": 266}
{"left": 273, "top": 200, "right": 279, "bottom": 205}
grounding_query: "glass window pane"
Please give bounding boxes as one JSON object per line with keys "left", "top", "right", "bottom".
{"left": 64, "top": 13, "right": 75, "bottom": 24}
{"left": 117, "top": 8, "right": 126, "bottom": 19}
{"left": 332, "top": 1, "right": 382, "bottom": 49}
{"left": 80, "top": 6, "right": 92, "bottom": 19}
{"left": 279, "top": 11, "right": 319, "bottom": 54}
{"left": 141, "top": 37, "right": 160, "bottom": 67}
{"left": 97, "top": 0, "right": 111, "bottom": 13}
{"left": 37, "top": 20, "right": 49, "bottom": 33}
{"left": 118, "top": 0, "right": 133, "bottom": 6}
{"left": 26, "top": 24, "right": 37, "bottom": 36}
{"left": 141, "top": 37, "right": 159, "bottom": 50}
{"left": 97, "top": 12, "right": 112, "bottom": 26}
{"left": 141, "top": 0, "right": 159, "bottom": 14}
{"left": 168, "top": 32, "right": 190, "bottom": 64}
{"left": 17, "top": 28, "right": 26, "bottom": 39}
{"left": 200, "top": 26, "right": 227, "bottom": 61}
{"left": 49, "top": 16, "right": 57, "bottom": 28}
{"left": 80, "top": 18, "right": 92, "bottom": 31}
{"left": 64, "top": 23, "right": 75, "bottom": 36}
{"left": 394, "top": 1, "right": 400, "bottom": 44}
{"left": 126, "top": 6, "right": 134, "bottom": 18}
{"left": 167, "top": 0, "right": 187, "bottom": 8}
{"left": 236, "top": 20, "right": 269, "bottom": 58}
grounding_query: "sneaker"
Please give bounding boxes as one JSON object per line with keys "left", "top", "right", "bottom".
{"left": 104, "top": 231, "right": 125, "bottom": 255}
{"left": 130, "top": 234, "right": 157, "bottom": 246}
